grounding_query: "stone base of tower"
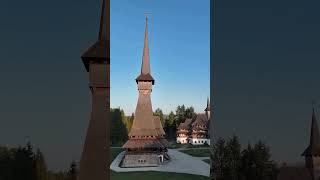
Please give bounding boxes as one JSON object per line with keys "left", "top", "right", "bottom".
{"left": 120, "top": 151, "right": 170, "bottom": 168}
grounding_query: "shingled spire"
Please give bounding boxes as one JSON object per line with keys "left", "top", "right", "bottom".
{"left": 205, "top": 97, "right": 211, "bottom": 119}
{"left": 302, "top": 108, "right": 320, "bottom": 156}
{"left": 136, "top": 16, "right": 154, "bottom": 84}
{"left": 81, "top": 0, "right": 109, "bottom": 72}
{"left": 121, "top": 17, "right": 169, "bottom": 166}
{"left": 141, "top": 16, "right": 150, "bottom": 74}
{"left": 205, "top": 97, "right": 210, "bottom": 111}
{"left": 78, "top": 0, "right": 109, "bottom": 179}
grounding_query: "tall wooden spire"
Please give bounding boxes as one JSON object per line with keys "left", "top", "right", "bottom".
{"left": 302, "top": 108, "right": 320, "bottom": 156}
{"left": 78, "top": 0, "right": 109, "bottom": 179}
{"left": 81, "top": 0, "right": 109, "bottom": 72}
{"left": 136, "top": 16, "right": 154, "bottom": 84}
{"left": 205, "top": 97, "right": 210, "bottom": 119}
{"left": 205, "top": 97, "right": 210, "bottom": 111}
{"left": 122, "top": 16, "right": 167, "bottom": 151}
{"left": 141, "top": 16, "right": 150, "bottom": 74}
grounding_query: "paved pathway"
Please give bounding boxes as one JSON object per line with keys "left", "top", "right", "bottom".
{"left": 197, "top": 157, "right": 210, "bottom": 160}
{"left": 110, "top": 149, "right": 210, "bottom": 177}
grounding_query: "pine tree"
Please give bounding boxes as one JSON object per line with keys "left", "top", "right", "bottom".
{"left": 0, "top": 146, "right": 16, "bottom": 180}
{"left": 225, "top": 135, "right": 241, "bottom": 180}
{"left": 12, "top": 142, "right": 36, "bottom": 180}
{"left": 175, "top": 105, "right": 186, "bottom": 127}
{"left": 168, "top": 111, "right": 177, "bottom": 140}
{"left": 34, "top": 148, "right": 48, "bottom": 180}
{"left": 211, "top": 137, "right": 226, "bottom": 180}
{"left": 110, "top": 108, "right": 128, "bottom": 146}
{"left": 67, "top": 161, "right": 77, "bottom": 180}
{"left": 185, "top": 106, "right": 196, "bottom": 119}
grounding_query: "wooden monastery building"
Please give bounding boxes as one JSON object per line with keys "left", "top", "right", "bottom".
{"left": 176, "top": 98, "right": 211, "bottom": 145}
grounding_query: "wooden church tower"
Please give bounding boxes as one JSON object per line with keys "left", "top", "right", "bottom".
{"left": 302, "top": 108, "right": 320, "bottom": 180}
{"left": 78, "top": 0, "right": 110, "bottom": 179}
{"left": 121, "top": 16, "right": 169, "bottom": 168}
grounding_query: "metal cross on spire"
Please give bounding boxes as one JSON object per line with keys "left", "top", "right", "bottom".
{"left": 144, "top": 12, "right": 152, "bottom": 20}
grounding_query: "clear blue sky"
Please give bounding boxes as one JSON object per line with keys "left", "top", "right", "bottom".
{"left": 110, "top": 0, "right": 210, "bottom": 115}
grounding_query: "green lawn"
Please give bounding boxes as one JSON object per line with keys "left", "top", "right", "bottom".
{"left": 180, "top": 148, "right": 211, "bottom": 157}
{"left": 109, "top": 147, "right": 209, "bottom": 180}
{"left": 168, "top": 142, "right": 210, "bottom": 149}
{"left": 110, "top": 147, "right": 124, "bottom": 164}
{"left": 110, "top": 170, "right": 209, "bottom": 180}
{"left": 168, "top": 142, "right": 187, "bottom": 149}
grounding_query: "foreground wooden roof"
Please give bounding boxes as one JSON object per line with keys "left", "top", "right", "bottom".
{"left": 81, "top": 0, "right": 109, "bottom": 71}
{"left": 277, "top": 166, "right": 311, "bottom": 180}
{"left": 302, "top": 108, "right": 320, "bottom": 156}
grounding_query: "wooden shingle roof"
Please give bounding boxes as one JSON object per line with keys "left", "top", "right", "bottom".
{"left": 192, "top": 114, "right": 209, "bottom": 127}
{"left": 81, "top": 0, "right": 109, "bottom": 71}
{"left": 302, "top": 108, "right": 320, "bottom": 156}
{"left": 122, "top": 138, "right": 169, "bottom": 149}
{"left": 277, "top": 166, "right": 311, "bottom": 180}
{"left": 177, "top": 118, "right": 193, "bottom": 130}
{"left": 135, "top": 17, "right": 154, "bottom": 84}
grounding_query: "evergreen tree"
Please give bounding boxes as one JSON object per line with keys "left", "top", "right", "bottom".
{"left": 224, "top": 135, "right": 241, "bottom": 180}
{"left": 252, "top": 141, "right": 277, "bottom": 180}
{"left": 185, "top": 106, "right": 196, "bottom": 119}
{"left": 12, "top": 142, "right": 36, "bottom": 180}
{"left": 0, "top": 146, "right": 16, "bottom": 180}
{"left": 211, "top": 137, "right": 226, "bottom": 180}
{"left": 67, "top": 161, "right": 77, "bottom": 180}
{"left": 126, "top": 113, "right": 134, "bottom": 132}
{"left": 110, "top": 108, "right": 128, "bottom": 146}
{"left": 165, "top": 111, "right": 176, "bottom": 140}
{"left": 175, "top": 105, "right": 186, "bottom": 127}
{"left": 240, "top": 142, "right": 277, "bottom": 180}
{"left": 34, "top": 148, "right": 48, "bottom": 180}
{"left": 240, "top": 143, "right": 255, "bottom": 180}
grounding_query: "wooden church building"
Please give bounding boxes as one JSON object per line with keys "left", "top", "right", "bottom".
{"left": 120, "top": 17, "right": 170, "bottom": 168}
{"left": 176, "top": 98, "right": 211, "bottom": 145}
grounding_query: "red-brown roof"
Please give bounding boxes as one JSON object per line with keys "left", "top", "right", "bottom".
{"left": 122, "top": 138, "right": 169, "bottom": 149}
{"left": 135, "top": 73, "right": 154, "bottom": 84}
{"left": 277, "top": 166, "right": 311, "bottom": 180}
{"left": 177, "top": 118, "right": 193, "bottom": 130}
{"left": 192, "top": 114, "right": 209, "bottom": 128}
{"left": 129, "top": 116, "right": 165, "bottom": 137}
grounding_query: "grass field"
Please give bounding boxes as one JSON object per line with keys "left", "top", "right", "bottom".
{"left": 168, "top": 142, "right": 210, "bottom": 149}
{"left": 180, "top": 148, "right": 211, "bottom": 157}
{"left": 109, "top": 147, "right": 210, "bottom": 180}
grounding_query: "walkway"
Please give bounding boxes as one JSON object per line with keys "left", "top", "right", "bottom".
{"left": 110, "top": 149, "right": 210, "bottom": 177}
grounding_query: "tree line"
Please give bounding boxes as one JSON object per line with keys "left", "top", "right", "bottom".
{"left": 210, "top": 135, "right": 279, "bottom": 180}
{"left": 0, "top": 142, "right": 76, "bottom": 180}
{"left": 110, "top": 105, "right": 196, "bottom": 145}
